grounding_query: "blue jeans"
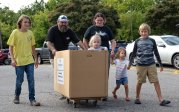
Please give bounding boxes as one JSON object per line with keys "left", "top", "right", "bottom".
{"left": 116, "top": 77, "right": 128, "bottom": 85}
{"left": 15, "top": 63, "right": 35, "bottom": 101}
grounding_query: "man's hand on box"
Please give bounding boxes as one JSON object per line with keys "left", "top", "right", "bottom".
{"left": 52, "top": 49, "right": 57, "bottom": 55}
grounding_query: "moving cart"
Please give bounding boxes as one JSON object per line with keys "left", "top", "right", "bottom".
{"left": 54, "top": 50, "right": 109, "bottom": 108}
{"left": 66, "top": 97, "right": 103, "bottom": 108}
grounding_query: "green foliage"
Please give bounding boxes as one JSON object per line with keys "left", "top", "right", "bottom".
{"left": 48, "top": 0, "right": 120, "bottom": 39}
{"left": 0, "top": 7, "right": 18, "bottom": 26}
{"left": 0, "top": 22, "right": 15, "bottom": 48}
{"left": 32, "top": 11, "right": 50, "bottom": 47}
{"left": 0, "top": 7, "right": 17, "bottom": 48}
{"left": 100, "top": 0, "right": 156, "bottom": 41}
{"left": 145, "top": 0, "right": 179, "bottom": 36}
{"left": 45, "top": 0, "right": 70, "bottom": 11}
{"left": 118, "top": 11, "right": 144, "bottom": 42}
{"left": 18, "top": 0, "right": 45, "bottom": 16}
{"left": 0, "top": 0, "right": 178, "bottom": 49}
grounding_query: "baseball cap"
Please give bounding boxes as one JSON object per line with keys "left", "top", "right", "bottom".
{"left": 58, "top": 15, "right": 68, "bottom": 22}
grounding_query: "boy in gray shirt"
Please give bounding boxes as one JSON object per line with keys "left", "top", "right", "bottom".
{"left": 128, "top": 23, "right": 170, "bottom": 106}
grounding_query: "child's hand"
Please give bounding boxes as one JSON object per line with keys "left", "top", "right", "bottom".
{"left": 34, "top": 59, "right": 39, "bottom": 68}
{"left": 111, "top": 50, "right": 115, "bottom": 56}
{"left": 127, "top": 65, "right": 131, "bottom": 70}
{"left": 160, "top": 67, "right": 163, "bottom": 72}
{"left": 11, "top": 59, "right": 17, "bottom": 67}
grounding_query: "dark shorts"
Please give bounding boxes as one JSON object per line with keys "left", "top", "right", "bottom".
{"left": 116, "top": 77, "right": 128, "bottom": 85}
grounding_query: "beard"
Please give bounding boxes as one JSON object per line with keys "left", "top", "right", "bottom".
{"left": 59, "top": 25, "right": 68, "bottom": 32}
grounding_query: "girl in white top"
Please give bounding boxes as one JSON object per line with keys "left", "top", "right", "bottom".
{"left": 112, "top": 47, "right": 130, "bottom": 101}
{"left": 88, "top": 34, "right": 107, "bottom": 50}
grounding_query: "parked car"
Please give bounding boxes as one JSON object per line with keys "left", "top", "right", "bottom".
{"left": 0, "top": 49, "right": 11, "bottom": 65}
{"left": 35, "top": 42, "right": 50, "bottom": 64}
{"left": 116, "top": 40, "right": 127, "bottom": 48}
{"left": 35, "top": 41, "right": 78, "bottom": 64}
{"left": 126, "top": 35, "right": 179, "bottom": 69}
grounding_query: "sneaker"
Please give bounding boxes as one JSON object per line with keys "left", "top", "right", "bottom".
{"left": 160, "top": 100, "right": 171, "bottom": 106}
{"left": 30, "top": 100, "right": 40, "bottom": 106}
{"left": 135, "top": 99, "right": 141, "bottom": 104}
{"left": 13, "top": 96, "right": 20, "bottom": 104}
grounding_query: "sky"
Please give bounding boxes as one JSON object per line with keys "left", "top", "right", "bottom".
{"left": 0, "top": 0, "right": 48, "bottom": 12}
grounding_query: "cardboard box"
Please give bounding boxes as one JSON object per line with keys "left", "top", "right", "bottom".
{"left": 54, "top": 50, "right": 108, "bottom": 98}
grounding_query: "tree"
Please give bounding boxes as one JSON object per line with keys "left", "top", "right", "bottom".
{"left": 100, "top": 0, "right": 156, "bottom": 41}
{"left": 18, "top": 0, "right": 45, "bottom": 15}
{"left": 45, "top": 0, "right": 70, "bottom": 11}
{"left": 145, "top": 0, "right": 179, "bottom": 35}
{"left": 48, "top": 0, "right": 120, "bottom": 39}
{"left": 0, "top": 7, "right": 17, "bottom": 48}
{"left": 32, "top": 11, "right": 50, "bottom": 47}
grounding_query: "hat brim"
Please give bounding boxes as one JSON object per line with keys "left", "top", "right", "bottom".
{"left": 58, "top": 19, "right": 68, "bottom": 22}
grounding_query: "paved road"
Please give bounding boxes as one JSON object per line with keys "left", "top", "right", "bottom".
{"left": 0, "top": 64, "right": 179, "bottom": 112}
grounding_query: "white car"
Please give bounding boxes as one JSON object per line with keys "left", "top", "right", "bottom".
{"left": 126, "top": 35, "right": 179, "bottom": 69}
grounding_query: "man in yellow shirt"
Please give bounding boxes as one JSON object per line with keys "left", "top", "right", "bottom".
{"left": 7, "top": 15, "right": 40, "bottom": 106}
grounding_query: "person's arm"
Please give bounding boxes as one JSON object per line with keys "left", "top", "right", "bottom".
{"left": 83, "top": 38, "right": 89, "bottom": 49}
{"left": 46, "top": 26, "right": 57, "bottom": 55}
{"left": 152, "top": 39, "right": 163, "bottom": 71}
{"left": 9, "top": 45, "right": 16, "bottom": 67}
{"left": 110, "top": 39, "right": 116, "bottom": 54}
{"left": 128, "top": 41, "right": 137, "bottom": 69}
{"left": 153, "top": 40, "right": 162, "bottom": 66}
{"left": 47, "top": 41, "right": 56, "bottom": 55}
{"left": 77, "top": 41, "right": 87, "bottom": 50}
{"left": 83, "top": 26, "right": 92, "bottom": 49}
{"left": 32, "top": 45, "right": 38, "bottom": 68}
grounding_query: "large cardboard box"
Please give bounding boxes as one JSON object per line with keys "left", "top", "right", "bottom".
{"left": 54, "top": 50, "right": 108, "bottom": 98}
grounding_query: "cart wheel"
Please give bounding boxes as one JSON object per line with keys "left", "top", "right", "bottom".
{"left": 67, "top": 99, "right": 70, "bottom": 104}
{"left": 85, "top": 99, "right": 88, "bottom": 104}
{"left": 93, "top": 100, "right": 97, "bottom": 106}
{"left": 73, "top": 102, "right": 77, "bottom": 108}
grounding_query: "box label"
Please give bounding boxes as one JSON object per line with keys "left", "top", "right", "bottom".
{"left": 57, "top": 58, "right": 64, "bottom": 84}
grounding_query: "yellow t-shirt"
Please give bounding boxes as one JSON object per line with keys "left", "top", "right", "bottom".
{"left": 7, "top": 29, "right": 36, "bottom": 66}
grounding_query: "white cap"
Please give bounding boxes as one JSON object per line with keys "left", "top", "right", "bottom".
{"left": 58, "top": 15, "right": 68, "bottom": 22}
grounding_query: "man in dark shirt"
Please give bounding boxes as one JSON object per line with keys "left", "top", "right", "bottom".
{"left": 47, "top": 15, "right": 86, "bottom": 100}
{"left": 47, "top": 15, "right": 86, "bottom": 65}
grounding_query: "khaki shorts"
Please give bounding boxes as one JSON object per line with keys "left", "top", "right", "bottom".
{"left": 136, "top": 64, "right": 158, "bottom": 83}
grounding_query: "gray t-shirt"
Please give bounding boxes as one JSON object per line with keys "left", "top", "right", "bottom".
{"left": 129, "top": 37, "right": 162, "bottom": 67}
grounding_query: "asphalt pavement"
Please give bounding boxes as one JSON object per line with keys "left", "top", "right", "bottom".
{"left": 0, "top": 64, "right": 179, "bottom": 112}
